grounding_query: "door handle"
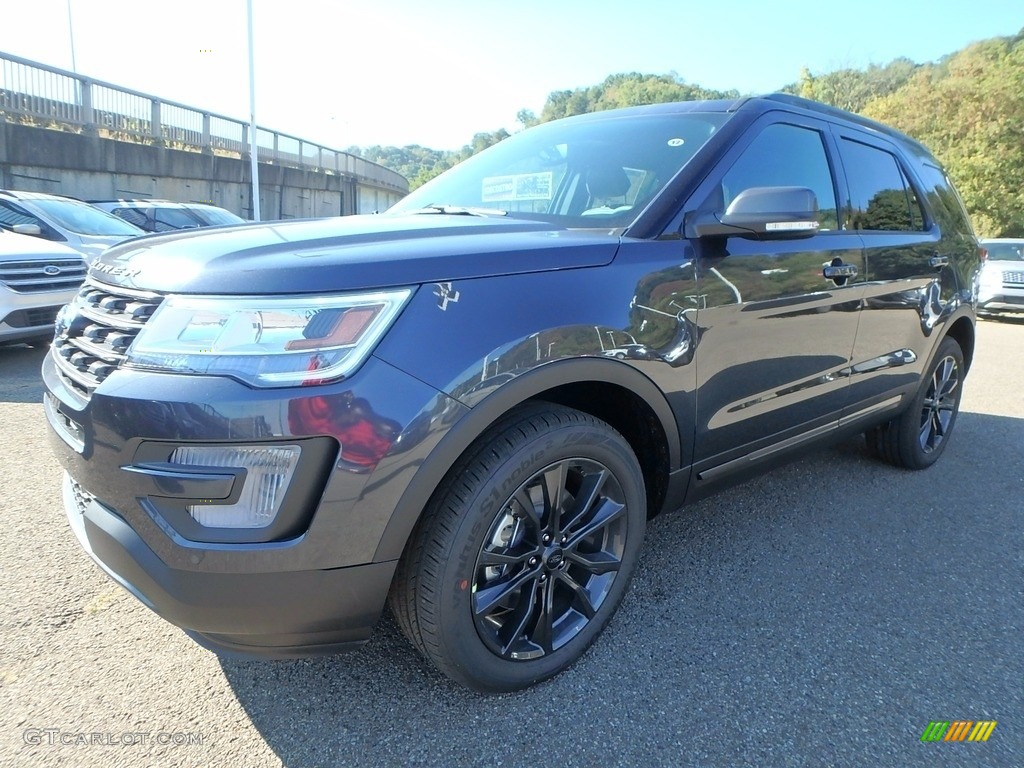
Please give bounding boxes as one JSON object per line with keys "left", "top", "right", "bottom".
{"left": 928, "top": 255, "right": 949, "bottom": 269}
{"left": 823, "top": 261, "right": 858, "bottom": 280}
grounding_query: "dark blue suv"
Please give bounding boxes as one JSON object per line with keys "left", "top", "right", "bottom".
{"left": 43, "top": 95, "right": 980, "bottom": 692}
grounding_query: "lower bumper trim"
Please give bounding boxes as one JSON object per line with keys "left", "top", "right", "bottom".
{"left": 63, "top": 472, "right": 396, "bottom": 653}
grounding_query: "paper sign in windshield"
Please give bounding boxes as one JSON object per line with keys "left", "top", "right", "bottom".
{"left": 482, "top": 172, "right": 553, "bottom": 202}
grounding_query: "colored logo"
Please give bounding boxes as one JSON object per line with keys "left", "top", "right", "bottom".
{"left": 43, "top": 265, "right": 62, "bottom": 276}
{"left": 920, "top": 721, "right": 997, "bottom": 742}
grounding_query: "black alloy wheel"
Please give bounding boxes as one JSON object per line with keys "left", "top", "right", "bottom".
{"left": 389, "top": 403, "right": 646, "bottom": 692}
{"left": 472, "top": 457, "right": 628, "bottom": 661}
{"left": 865, "top": 336, "right": 964, "bottom": 470}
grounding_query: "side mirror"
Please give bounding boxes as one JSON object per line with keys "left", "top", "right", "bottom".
{"left": 685, "top": 186, "right": 820, "bottom": 240}
{"left": 12, "top": 223, "right": 42, "bottom": 236}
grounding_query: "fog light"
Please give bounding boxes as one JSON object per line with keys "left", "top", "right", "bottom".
{"left": 169, "top": 445, "right": 301, "bottom": 528}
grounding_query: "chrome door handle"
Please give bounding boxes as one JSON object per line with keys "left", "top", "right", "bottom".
{"left": 823, "top": 264, "right": 858, "bottom": 279}
{"left": 929, "top": 255, "right": 949, "bottom": 269}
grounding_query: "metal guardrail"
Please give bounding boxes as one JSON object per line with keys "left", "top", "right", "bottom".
{"left": 0, "top": 50, "right": 407, "bottom": 193}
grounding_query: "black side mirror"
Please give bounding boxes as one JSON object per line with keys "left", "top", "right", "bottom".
{"left": 685, "top": 186, "right": 820, "bottom": 240}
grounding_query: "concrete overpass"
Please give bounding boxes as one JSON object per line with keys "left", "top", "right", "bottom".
{"left": 0, "top": 51, "right": 408, "bottom": 219}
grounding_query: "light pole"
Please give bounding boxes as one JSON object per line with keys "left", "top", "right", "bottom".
{"left": 247, "top": 0, "right": 261, "bottom": 221}
{"left": 66, "top": 0, "right": 77, "bottom": 73}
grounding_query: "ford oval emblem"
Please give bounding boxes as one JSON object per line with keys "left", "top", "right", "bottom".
{"left": 43, "top": 265, "right": 62, "bottom": 276}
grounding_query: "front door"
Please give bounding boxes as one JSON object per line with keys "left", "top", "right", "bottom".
{"left": 685, "top": 116, "right": 863, "bottom": 487}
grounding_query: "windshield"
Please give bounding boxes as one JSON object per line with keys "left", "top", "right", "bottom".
{"left": 31, "top": 198, "right": 143, "bottom": 236}
{"left": 193, "top": 206, "right": 245, "bottom": 226}
{"left": 984, "top": 241, "right": 1024, "bottom": 261}
{"left": 390, "top": 112, "right": 728, "bottom": 228}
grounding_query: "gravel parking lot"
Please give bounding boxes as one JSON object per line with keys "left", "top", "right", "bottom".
{"left": 1, "top": 320, "right": 1021, "bottom": 768}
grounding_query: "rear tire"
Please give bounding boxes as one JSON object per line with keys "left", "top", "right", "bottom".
{"left": 389, "top": 403, "right": 646, "bottom": 692}
{"left": 865, "top": 336, "right": 964, "bottom": 470}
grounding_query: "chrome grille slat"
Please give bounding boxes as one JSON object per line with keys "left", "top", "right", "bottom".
{"left": 0, "top": 257, "right": 87, "bottom": 294}
{"left": 50, "top": 278, "right": 163, "bottom": 399}
{"left": 1002, "top": 270, "right": 1024, "bottom": 285}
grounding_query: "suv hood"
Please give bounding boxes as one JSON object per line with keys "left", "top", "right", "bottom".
{"left": 88, "top": 215, "right": 621, "bottom": 294}
{"left": 0, "top": 230, "right": 83, "bottom": 260}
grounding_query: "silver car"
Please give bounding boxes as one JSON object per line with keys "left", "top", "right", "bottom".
{"left": 978, "top": 238, "right": 1024, "bottom": 318}
{"left": 0, "top": 230, "right": 86, "bottom": 345}
{"left": 0, "top": 190, "right": 144, "bottom": 264}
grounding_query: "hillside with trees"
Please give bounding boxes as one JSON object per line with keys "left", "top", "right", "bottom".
{"left": 354, "top": 31, "right": 1024, "bottom": 236}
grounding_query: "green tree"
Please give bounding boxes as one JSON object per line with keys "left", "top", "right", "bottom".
{"left": 864, "top": 31, "right": 1024, "bottom": 236}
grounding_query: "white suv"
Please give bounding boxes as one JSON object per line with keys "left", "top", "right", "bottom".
{"left": 978, "top": 238, "right": 1024, "bottom": 317}
{"left": 0, "top": 190, "right": 143, "bottom": 263}
{"left": 0, "top": 230, "right": 86, "bottom": 345}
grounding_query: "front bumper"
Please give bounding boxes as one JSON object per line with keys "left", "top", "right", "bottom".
{"left": 0, "top": 285, "right": 77, "bottom": 343}
{"left": 44, "top": 351, "right": 462, "bottom": 656}
{"left": 63, "top": 473, "right": 396, "bottom": 655}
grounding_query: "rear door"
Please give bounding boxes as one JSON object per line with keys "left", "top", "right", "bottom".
{"left": 687, "top": 113, "right": 864, "bottom": 485}
{"left": 831, "top": 129, "right": 948, "bottom": 413}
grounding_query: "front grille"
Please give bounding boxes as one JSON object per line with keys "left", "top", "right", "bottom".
{"left": 1, "top": 305, "right": 61, "bottom": 328}
{"left": 0, "top": 258, "right": 87, "bottom": 293}
{"left": 1003, "top": 270, "right": 1024, "bottom": 285}
{"left": 51, "top": 278, "right": 162, "bottom": 399}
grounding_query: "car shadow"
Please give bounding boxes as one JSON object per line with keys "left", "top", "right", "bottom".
{"left": 217, "top": 410, "right": 1023, "bottom": 767}
{"left": 0, "top": 342, "right": 49, "bottom": 404}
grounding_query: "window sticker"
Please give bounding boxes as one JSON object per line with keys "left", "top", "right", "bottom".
{"left": 667, "top": 138, "right": 685, "bottom": 147}
{"left": 482, "top": 172, "right": 553, "bottom": 202}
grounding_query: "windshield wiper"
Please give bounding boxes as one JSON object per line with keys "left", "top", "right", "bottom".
{"left": 410, "top": 204, "right": 508, "bottom": 217}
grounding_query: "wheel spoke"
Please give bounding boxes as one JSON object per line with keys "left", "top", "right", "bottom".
{"left": 511, "top": 487, "right": 541, "bottom": 530}
{"left": 560, "top": 469, "right": 608, "bottom": 535}
{"left": 474, "top": 567, "right": 538, "bottom": 616}
{"left": 555, "top": 571, "right": 597, "bottom": 619}
{"left": 566, "top": 548, "right": 621, "bottom": 575}
{"left": 479, "top": 549, "right": 533, "bottom": 568}
{"left": 541, "top": 462, "right": 568, "bottom": 532}
{"left": 530, "top": 578, "right": 556, "bottom": 654}
{"left": 498, "top": 579, "right": 541, "bottom": 655}
{"left": 565, "top": 497, "right": 625, "bottom": 549}
{"left": 919, "top": 413, "right": 934, "bottom": 450}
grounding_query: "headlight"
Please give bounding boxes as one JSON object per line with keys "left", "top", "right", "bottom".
{"left": 125, "top": 289, "right": 412, "bottom": 387}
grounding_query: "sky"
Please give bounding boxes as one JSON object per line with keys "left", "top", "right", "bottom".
{"left": 0, "top": 0, "right": 1021, "bottom": 151}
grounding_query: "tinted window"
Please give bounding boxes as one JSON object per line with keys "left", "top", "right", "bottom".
{"left": 719, "top": 123, "right": 839, "bottom": 230}
{"left": 0, "top": 201, "right": 40, "bottom": 229}
{"left": 916, "top": 162, "right": 973, "bottom": 237}
{"left": 154, "top": 208, "right": 201, "bottom": 231}
{"left": 841, "top": 139, "right": 926, "bottom": 232}
{"left": 112, "top": 207, "right": 151, "bottom": 229}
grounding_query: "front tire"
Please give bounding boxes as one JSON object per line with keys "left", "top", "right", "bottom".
{"left": 389, "top": 403, "right": 646, "bottom": 692}
{"left": 865, "top": 336, "right": 964, "bottom": 469}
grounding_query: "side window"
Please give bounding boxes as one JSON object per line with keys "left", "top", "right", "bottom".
{"left": 916, "top": 162, "right": 974, "bottom": 237}
{"left": 154, "top": 208, "right": 201, "bottom": 231}
{"left": 840, "top": 139, "right": 926, "bottom": 232}
{"left": 113, "top": 207, "right": 149, "bottom": 229}
{"left": 718, "top": 123, "right": 839, "bottom": 230}
{"left": 0, "top": 201, "right": 41, "bottom": 231}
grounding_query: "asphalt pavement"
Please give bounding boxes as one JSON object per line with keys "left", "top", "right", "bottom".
{"left": 1, "top": 320, "right": 1021, "bottom": 768}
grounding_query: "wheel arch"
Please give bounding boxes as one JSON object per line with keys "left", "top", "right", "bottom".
{"left": 372, "top": 359, "right": 682, "bottom": 563}
{"left": 944, "top": 313, "right": 975, "bottom": 372}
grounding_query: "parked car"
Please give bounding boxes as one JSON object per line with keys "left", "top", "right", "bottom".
{"left": 0, "top": 229, "right": 86, "bottom": 345}
{"left": 43, "top": 94, "right": 980, "bottom": 693}
{"left": 977, "top": 238, "right": 1024, "bottom": 318}
{"left": 0, "top": 190, "right": 143, "bottom": 263}
{"left": 89, "top": 199, "right": 245, "bottom": 232}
